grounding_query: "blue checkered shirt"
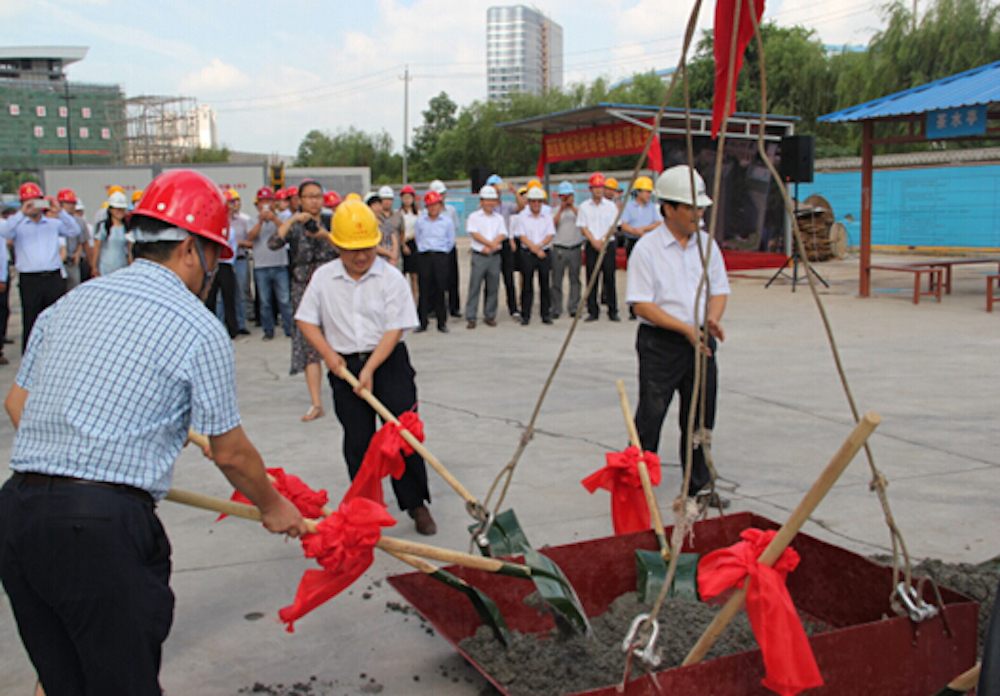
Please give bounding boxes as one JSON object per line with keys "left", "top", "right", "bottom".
{"left": 10, "top": 259, "right": 241, "bottom": 500}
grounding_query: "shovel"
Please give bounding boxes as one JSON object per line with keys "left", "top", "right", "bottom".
{"left": 338, "top": 367, "right": 522, "bottom": 550}
{"left": 165, "top": 487, "right": 592, "bottom": 636}
{"left": 615, "top": 380, "right": 699, "bottom": 602}
{"left": 385, "top": 550, "right": 510, "bottom": 645}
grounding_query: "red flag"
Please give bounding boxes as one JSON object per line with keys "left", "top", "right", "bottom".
{"left": 343, "top": 412, "right": 424, "bottom": 505}
{"left": 698, "top": 529, "right": 823, "bottom": 696}
{"left": 712, "top": 0, "right": 765, "bottom": 138}
{"left": 581, "top": 446, "right": 661, "bottom": 535}
{"left": 220, "top": 467, "right": 329, "bottom": 520}
{"left": 278, "top": 497, "right": 396, "bottom": 632}
{"left": 535, "top": 141, "right": 546, "bottom": 180}
{"left": 648, "top": 133, "right": 664, "bottom": 173}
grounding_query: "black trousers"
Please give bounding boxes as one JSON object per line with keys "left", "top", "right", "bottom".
{"left": 205, "top": 262, "right": 238, "bottom": 338}
{"left": 634, "top": 323, "right": 718, "bottom": 496}
{"left": 500, "top": 238, "right": 519, "bottom": 314}
{"left": 519, "top": 248, "right": 552, "bottom": 322}
{"left": 328, "top": 344, "right": 429, "bottom": 511}
{"left": 20, "top": 271, "right": 67, "bottom": 352}
{"left": 585, "top": 239, "right": 618, "bottom": 319}
{"left": 418, "top": 252, "right": 451, "bottom": 330}
{"left": 0, "top": 282, "right": 8, "bottom": 350}
{"left": 0, "top": 476, "right": 173, "bottom": 696}
{"left": 447, "top": 247, "right": 460, "bottom": 316}
{"left": 624, "top": 236, "right": 639, "bottom": 318}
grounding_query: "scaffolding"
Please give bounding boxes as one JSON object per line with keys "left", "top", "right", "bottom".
{"left": 108, "top": 95, "right": 200, "bottom": 165}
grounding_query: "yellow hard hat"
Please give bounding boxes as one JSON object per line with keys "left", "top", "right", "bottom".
{"left": 330, "top": 199, "right": 381, "bottom": 250}
{"left": 108, "top": 185, "right": 125, "bottom": 196}
{"left": 517, "top": 186, "right": 528, "bottom": 196}
{"left": 633, "top": 176, "right": 654, "bottom": 192}
{"left": 605, "top": 177, "right": 620, "bottom": 191}
{"left": 345, "top": 192, "right": 362, "bottom": 202}
{"left": 131, "top": 189, "right": 144, "bottom": 202}
{"left": 527, "top": 179, "right": 542, "bottom": 190}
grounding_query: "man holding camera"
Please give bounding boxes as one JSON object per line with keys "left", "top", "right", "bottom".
{"left": 0, "top": 182, "right": 81, "bottom": 352}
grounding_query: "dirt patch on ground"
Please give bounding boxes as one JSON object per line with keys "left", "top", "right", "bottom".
{"left": 460, "top": 591, "right": 829, "bottom": 696}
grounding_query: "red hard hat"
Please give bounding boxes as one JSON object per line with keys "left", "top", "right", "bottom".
{"left": 132, "top": 169, "right": 232, "bottom": 260}
{"left": 257, "top": 186, "right": 275, "bottom": 201}
{"left": 423, "top": 191, "right": 442, "bottom": 206}
{"left": 274, "top": 189, "right": 287, "bottom": 200}
{"left": 57, "top": 188, "right": 77, "bottom": 203}
{"left": 324, "top": 190, "right": 342, "bottom": 208}
{"left": 287, "top": 186, "right": 299, "bottom": 197}
{"left": 400, "top": 185, "right": 416, "bottom": 195}
{"left": 588, "top": 173, "right": 606, "bottom": 188}
{"left": 19, "top": 182, "right": 43, "bottom": 201}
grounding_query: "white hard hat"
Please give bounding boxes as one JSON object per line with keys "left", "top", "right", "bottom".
{"left": 378, "top": 185, "right": 395, "bottom": 199}
{"left": 108, "top": 191, "right": 129, "bottom": 209}
{"left": 654, "top": 165, "right": 712, "bottom": 207}
{"left": 526, "top": 187, "right": 546, "bottom": 201}
{"left": 479, "top": 185, "right": 498, "bottom": 200}
{"left": 429, "top": 179, "right": 447, "bottom": 195}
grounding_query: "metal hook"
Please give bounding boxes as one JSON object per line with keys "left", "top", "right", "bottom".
{"left": 896, "top": 581, "right": 939, "bottom": 623}
{"left": 621, "top": 613, "right": 662, "bottom": 668}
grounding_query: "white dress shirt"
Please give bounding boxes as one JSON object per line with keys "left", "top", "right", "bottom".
{"left": 295, "top": 257, "right": 418, "bottom": 354}
{"left": 576, "top": 198, "right": 620, "bottom": 241}
{"left": 466, "top": 209, "right": 507, "bottom": 253}
{"left": 516, "top": 208, "right": 555, "bottom": 250}
{"left": 626, "top": 225, "right": 730, "bottom": 328}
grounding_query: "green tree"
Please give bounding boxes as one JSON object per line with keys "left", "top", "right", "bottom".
{"left": 407, "top": 92, "right": 458, "bottom": 179}
{"left": 182, "top": 147, "right": 231, "bottom": 163}
{"left": 295, "top": 127, "right": 402, "bottom": 183}
{"left": 0, "top": 171, "right": 40, "bottom": 197}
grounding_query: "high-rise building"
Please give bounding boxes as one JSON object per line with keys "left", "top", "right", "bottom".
{"left": 0, "top": 46, "right": 124, "bottom": 169}
{"left": 487, "top": 6, "right": 563, "bottom": 102}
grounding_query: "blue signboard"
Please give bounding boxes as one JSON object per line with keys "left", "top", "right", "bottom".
{"left": 926, "top": 106, "right": 988, "bottom": 139}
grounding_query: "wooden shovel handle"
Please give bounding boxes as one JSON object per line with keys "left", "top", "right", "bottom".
{"left": 682, "top": 411, "right": 881, "bottom": 667}
{"left": 164, "top": 487, "right": 320, "bottom": 534}
{"left": 187, "top": 429, "right": 210, "bottom": 451}
{"left": 337, "top": 367, "right": 480, "bottom": 509}
{"left": 616, "top": 380, "right": 668, "bottom": 557}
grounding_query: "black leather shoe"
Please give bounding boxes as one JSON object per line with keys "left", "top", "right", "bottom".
{"left": 584, "top": 315, "right": 599, "bottom": 323}
{"left": 414, "top": 326, "right": 427, "bottom": 333}
{"left": 438, "top": 324, "right": 450, "bottom": 333}
{"left": 542, "top": 317, "right": 553, "bottom": 324}
{"left": 521, "top": 317, "right": 530, "bottom": 325}
{"left": 609, "top": 314, "right": 621, "bottom": 322}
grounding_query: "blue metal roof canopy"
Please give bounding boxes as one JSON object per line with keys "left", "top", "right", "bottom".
{"left": 819, "top": 60, "right": 1000, "bottom": 123}
{"left": 816, "top": 61, "right": 1000, "bottom": 297}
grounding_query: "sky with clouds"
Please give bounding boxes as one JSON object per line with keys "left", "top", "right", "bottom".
{"left": 18, "top": 0, "right": 888, "bottom": 157}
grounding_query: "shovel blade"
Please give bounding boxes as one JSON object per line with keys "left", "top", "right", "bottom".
{"left": 429, "top": 568, "right": 510, "bottom": 646}
{"left": 523, "top": 547, "right": 593, "bottom": 636}
{"left": 636, "top": 550, "right": 700, "bottom": 603}
{"left": 469, "top": 508, "right": 531, "bottom": 557}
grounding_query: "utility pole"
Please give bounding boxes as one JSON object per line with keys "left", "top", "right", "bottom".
{"left": 61, "top": 81, "right": 76, "bottom": 166}
{"left": 401, "top": 64, "right": 411, "bottom": 184}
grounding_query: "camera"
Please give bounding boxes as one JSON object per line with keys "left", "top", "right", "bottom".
{"left": 304, "top": 219, "right": 319, "bottom": 234}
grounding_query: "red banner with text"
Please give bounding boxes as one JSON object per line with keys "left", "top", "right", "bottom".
{"left": 537, "top": 120, "right": 663, "bottom": 178}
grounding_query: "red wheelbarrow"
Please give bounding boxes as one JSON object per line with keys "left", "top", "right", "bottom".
{"left": 388, "top": 512, "right": 977, "bottom": 695}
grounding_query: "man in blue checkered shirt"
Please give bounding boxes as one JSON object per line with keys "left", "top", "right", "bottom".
{"left": 0, "top": 170, "right": 308, "bottom": 696}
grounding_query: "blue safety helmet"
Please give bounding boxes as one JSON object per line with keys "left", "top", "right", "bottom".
{"left": 557, "top": 181, "right": 575, "bottom": 196}
{"left": 486, "top": 174, "right": 503, "bottom": 186}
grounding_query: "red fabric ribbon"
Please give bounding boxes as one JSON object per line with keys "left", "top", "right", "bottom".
{"left": 712, "top": 0, "right": 766, "bottom": 138}
{"left": 219, "top": 467, "right": 329, "bottom": 520}
{"left": 343, "top": 411, "right": 425, "bottom": 505}
{"left": 581, "top": 446, "right": 661, "bottom": 535}
{"left": 278, "top": 497, "right": 396, "bottom": 632}
{"left": 697, "top": 528, "right": 823, "bottom": 696}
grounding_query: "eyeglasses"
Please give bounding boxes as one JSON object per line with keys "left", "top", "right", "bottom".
{"left": 300, "top": 193, "right": 323, "bottom": 200}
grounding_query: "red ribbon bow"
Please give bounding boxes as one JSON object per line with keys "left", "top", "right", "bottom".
{"left": 343, "top": 411, "right": 425, "bottom": 506}
{"left": 697, "top": 529, "right": 823, "bottom": 696}
{"left": 278, "top": 497, "right": 396, "bottom": 632}
{"left": 581, "top": 446, "right": 661, "bottom": 535}
{"left": 221, "top": 467, "right": 329, "bottom": 520}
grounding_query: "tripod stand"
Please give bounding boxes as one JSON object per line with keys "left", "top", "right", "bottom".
{"left": 765, "top": 182, "right": 829, "bottom": 292}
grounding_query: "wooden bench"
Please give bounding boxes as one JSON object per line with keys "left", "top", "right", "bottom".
{"left": 910, "top": 257, "right": 1000, "bottom": 295}
{"left": 988, "top": 274, "right": 1000, "bottom": 312}
{"left": 869, "top": 265, "right": 943, "bottom": 304}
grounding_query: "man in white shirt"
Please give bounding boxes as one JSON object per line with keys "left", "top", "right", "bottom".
{"left": 576, "top": 173, "right": 621, "bottom": 322}
{"left": 517, "top": 188, "right": 555, "bottom": 325}
{"left": 464, "top": 185, "right": 507, "bottom": 329}
{"left": 295, "top": 200, "right": 435, "bottom": 535}
{"left": 625, "top": 165, "right": 730, "bottom": 507}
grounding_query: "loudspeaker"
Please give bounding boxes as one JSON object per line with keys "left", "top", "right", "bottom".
{"left": 780, "top": 135, "right": 814, "bottom": 183}
{"left": 469, "top": 167, "right": 491, "bottom": 193}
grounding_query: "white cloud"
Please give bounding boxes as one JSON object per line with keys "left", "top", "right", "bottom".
{"left": 179, "top": 59, "right": 251, "bottom": 94}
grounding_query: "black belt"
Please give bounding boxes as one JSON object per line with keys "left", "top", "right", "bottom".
{"left": 342, "top": 351, "right": 372, "bottom": 363}
{"left": 12, "top": 471, "right": 154, "bottom": 505}
{"left": 20, "top": 270, "right": 62, "bottom": 277}
{"left": 555, "top": 244, "right": 583, "bottom": 250}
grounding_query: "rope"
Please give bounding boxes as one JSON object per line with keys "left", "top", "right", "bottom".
{"left": 742, "top": 0, "right": 916, "bottom": 607}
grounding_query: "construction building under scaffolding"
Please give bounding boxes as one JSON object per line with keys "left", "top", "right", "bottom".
{"left": 110, "top": 95, "right": 216, "bottom": 165}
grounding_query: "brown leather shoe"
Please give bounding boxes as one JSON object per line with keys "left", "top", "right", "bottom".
{"left": 484, "top": 318, "right": 497, "bottom": 327}
{"left": 0, "top": 355, "right": 7, "bottom": 366}
{"left": 408, "top": 506, "right": 437, "bottom": 536}
{"left": 467, "top": 320, "right": 476, "bottom": 329}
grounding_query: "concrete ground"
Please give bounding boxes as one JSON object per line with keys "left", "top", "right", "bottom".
{"left": 1, "top": 251, "right": 997, "bottom": 695}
